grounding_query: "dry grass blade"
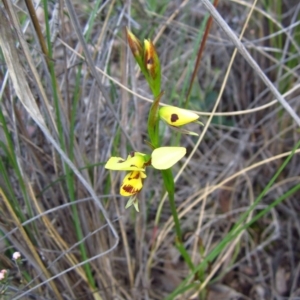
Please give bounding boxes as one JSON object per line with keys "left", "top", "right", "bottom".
{"left": 0, "top": 6, "right": 119, "bottom": 298}
{"left": 201, "top": 0, "right": 300, "bottom": 126}
{"left": 0, "top": 4, "right": 118, "bottom": 243}
{"left": 64, "top": 0, "right": 135, "bottom": 150}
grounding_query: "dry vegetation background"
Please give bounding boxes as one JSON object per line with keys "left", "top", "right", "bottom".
{"left": 0, "top": 0, "right": 300, "bottom": 299}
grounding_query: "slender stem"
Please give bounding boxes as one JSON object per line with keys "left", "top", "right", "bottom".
{"left": 161, "top": 169, "right": 182, "bottom": 241}
{"left": 147, "top": 92, "right": 163, "bottom": 148}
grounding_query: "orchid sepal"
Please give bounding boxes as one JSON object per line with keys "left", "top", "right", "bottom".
{"left": 159, "top": 106, "right": 200, "bottom": 126}
{"left": 151, "top": 147, "right": 186, "bottom": 170}
{"left": 125, "top": 196, "right": 139, "bottom": 212}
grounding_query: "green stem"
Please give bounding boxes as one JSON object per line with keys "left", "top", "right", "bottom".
{"left": 161, "top": 166, "right": 195, "bottom": 272}
{"left": 161, "top": 169, "right": 182, "bottom": 241}
{"left": 147, "top": 92, "right": 163, "bottom": 148}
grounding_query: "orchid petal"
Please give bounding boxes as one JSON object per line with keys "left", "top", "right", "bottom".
{"left": 151, "top": 147, "right": 186, "bottom": 170}
{"left": 105, "top": 154, "right": 145, "bottom": 171}
{"left": 120, "top": 171, "right": 145, "bottom": 196}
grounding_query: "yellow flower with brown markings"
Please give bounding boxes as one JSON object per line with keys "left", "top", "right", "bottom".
{"left": 105, "top": 147, "right": 186, "bottom": 211}
{"left": 105, "top": 152, "right": 146, "bottom": 212}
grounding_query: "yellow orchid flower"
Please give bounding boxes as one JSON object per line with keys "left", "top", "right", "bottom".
{"left": 151, "top": 147, "right": 186, "bottom": 170}
{"left": 105, "top": 152, "right": 147, "bottom": 212}
{"left": 105, "top": 147, "right": 186, "bottom": 211}
{"left": 159, "top": 106, "right": 200, "bottom": 126}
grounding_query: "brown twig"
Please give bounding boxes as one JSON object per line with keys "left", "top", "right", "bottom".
{"left": 184, "top": 0, "right": 219, "bottom": 108}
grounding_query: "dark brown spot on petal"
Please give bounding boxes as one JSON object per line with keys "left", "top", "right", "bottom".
{"left": 171, "top": 114, "right": 179, "bottom": 123}
{"left": 122, "top": 185, "right": 138, "bottom": 195}
{"left": 117, "top": 160, "right": 125, "bottom": 163}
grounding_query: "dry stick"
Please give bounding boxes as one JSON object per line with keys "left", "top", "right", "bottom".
{"left": 64, "top": 0, "right": 135, "bottom": 150}
{"left": 24, "top": 0, "right": 50, "bottom": 66}
{"left": 185, "top": 0, "right": 219, "bottom": 108}
{"left": 201, "top": 0, "right": 300, "bottom": 126}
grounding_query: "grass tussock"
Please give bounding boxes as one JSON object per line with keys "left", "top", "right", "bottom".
{"left": 0, "top": 0, "right": 300, "bottom": 299}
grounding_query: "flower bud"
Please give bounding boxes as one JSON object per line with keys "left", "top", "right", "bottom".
{"left": 144, "top": 39, "right": 161, "bottom": 96}
{"left": 126, "top": 28, "right": 143, "bottom": 62}
{"left": 144, "top": 40, "right": 158, "bottom": 78}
